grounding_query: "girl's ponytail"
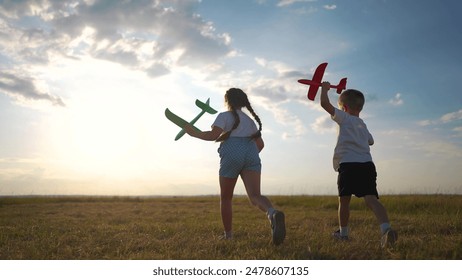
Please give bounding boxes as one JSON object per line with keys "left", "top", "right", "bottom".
{"left": 246, "top": 102, "right": 262, "bottom": 139}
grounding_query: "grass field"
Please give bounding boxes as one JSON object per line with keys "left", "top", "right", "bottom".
{"left": 0, "top": 195, "right": 461, "bottom": 260}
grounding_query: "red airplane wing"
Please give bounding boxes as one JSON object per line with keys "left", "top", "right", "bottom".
{"left": 307, "top": 85, "right": 319, "bottom": 101}
{"left": 307, "top": 62, "right": 328, "bottom": 101}
{"left": 298, "top": 79, "right": 315, "bottom": 85}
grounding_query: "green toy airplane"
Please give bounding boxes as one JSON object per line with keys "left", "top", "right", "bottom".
{"left": 165, "top": 98, "right": 217, "bottom": 141}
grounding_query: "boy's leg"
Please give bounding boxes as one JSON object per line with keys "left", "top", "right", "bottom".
{"left": 338, "top": 195, "right": 351, "bottom": 236}
{"left": 219, "top": 176, "right": 237, "bottom": 238}
{"left": 363, "top": 195, "right": 397, "bottom": 247}
{"left": 363, "top": 195, "right": 389, "bottom": 225}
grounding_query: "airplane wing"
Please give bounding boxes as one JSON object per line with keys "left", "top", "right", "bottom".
{"left": 165, "top": 108, "right": 201, "bottom": 141}
{"left": 165, "top": 108, "right": 189, "bottom": 128}
{"left": 307, "top": 62, "right": 328, "bottom": 101}
{"left": 297, "top": 79, "right": 313, "bottom": 85}
{"left": 195, "top": 98, "right": 217, "bottom": 114}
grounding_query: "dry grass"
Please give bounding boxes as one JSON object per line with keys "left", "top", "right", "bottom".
{"left": 0, "top": 195, "right": 461, "bottom": 260}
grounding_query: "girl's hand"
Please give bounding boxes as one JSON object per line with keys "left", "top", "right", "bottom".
{"left": 184, "top": 124, "right": 196, "bottom": 136}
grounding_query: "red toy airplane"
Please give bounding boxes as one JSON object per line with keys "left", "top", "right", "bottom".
{"left": 298, "top": 62, "right": 347, "bottom": 101}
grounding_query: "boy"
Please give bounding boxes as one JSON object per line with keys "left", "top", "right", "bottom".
{"left": 319, "top": 81, "right": 397, "bottom": 248}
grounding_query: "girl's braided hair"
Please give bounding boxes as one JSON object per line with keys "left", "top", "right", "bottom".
{"left": 216, "top": 88, "right": 262, "bottom": 142}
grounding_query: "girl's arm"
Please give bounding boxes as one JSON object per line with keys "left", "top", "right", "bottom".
{"left": 185, "top": 125, "right": 223, "bottom": 141}
{"left": 255, "top": 136, "right": 264, "bottom": 152}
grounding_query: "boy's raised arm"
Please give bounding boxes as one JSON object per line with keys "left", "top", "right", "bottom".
{"left": 320, "top": 81, "right": 335, "bottom": 116}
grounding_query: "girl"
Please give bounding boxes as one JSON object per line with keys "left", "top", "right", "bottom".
{"left": 185, "top": 88, "right": 286, "bottom": 245}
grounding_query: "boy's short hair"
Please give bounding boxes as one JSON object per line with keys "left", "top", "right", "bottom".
{"left": 339, "top": 89, "right": 365, "bottom": 111}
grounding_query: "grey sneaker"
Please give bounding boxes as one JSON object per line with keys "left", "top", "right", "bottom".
{"left": 270, "top": 210, "right": 286, "bottom": 245}
{"left": 332, "top": 230, "right": 349, "bottom": 241}
{"left": 219, "top": 235, "right": 232, "bottom": 241}
{"left": 219, "top": 231, "right": 232, "bottom": 240}
{"left": 381, "top": 228, "right": 398, "bottom": 248}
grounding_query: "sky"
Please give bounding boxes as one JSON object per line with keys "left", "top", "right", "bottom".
{"left": 0, "top": 0, "right": 461, "bottom": 196}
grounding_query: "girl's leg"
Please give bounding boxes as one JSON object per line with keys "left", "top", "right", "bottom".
{"left": 219, "top": 176, "right": 237, "bottom": 236}
{"left": 240, "top": 169, "right": 273, "bottom": 212}
{"left": 241, "top": 169, "right": 285, "bottom": 245}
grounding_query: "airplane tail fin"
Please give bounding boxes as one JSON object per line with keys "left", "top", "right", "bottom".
{"left": 195, "top": 98, "right": 218, "bottom": 114}
{"left": 336, "top": 78, "right": 347, "bottom": 94}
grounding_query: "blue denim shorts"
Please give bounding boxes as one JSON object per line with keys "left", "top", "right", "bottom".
{"left": 218, "top": 137, "right": 262, "bottom": 178}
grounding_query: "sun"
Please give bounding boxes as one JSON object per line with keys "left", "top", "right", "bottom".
{"left": 64, "top": 92, "right": 142, "bottom": 176}
{"left": 40, "top": 57, "right": 213, "bottom": 187}
{"left": 72, "top": 99, "right": 138, "bottom": 162}
{"left": 45, "top": 58, "right": 154, "bottom": 176}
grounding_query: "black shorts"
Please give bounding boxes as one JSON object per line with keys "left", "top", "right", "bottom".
{"left": 337, "top": 162, "right": 379, "bottom": 198}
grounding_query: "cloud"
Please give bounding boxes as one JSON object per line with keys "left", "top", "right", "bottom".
{"left": 323, "top": 5, "right": 337, "bottom": 10}
{"left": 419, "top": 108, "right": 462, "bottom": 126}
{"left": 291, "top": 6, "right": 318, "bottom": 15}
{"left": 277, "top": 0, "right": 316, "bottom": 7}
{"left": 145, "top": 62, "right": 171, "bottom": 78}
{"left": 379, "top": 129, "right": 462, "bottom": 159}
{"left": 453, "top": 127, "right": 462, "bottom": 138}
{"left": 418, "top": 119, "right": 433, "bottom": 126}
{"left": 241, "top": 56, "right": 345, "bottom": 138}
{"left": 260, "top": 101, "right": 307, "bottom": 139}
{"left": 252, "top": 58, "right": 300, "bottom": 101}
{"left": 251, "top": 83, "right": 291, "bottom": 103}
{"left": 0, "top": 0, "right": 234, "bottom": 106}
{"left": 0, "top": 70, "right": 65, "bottom": 106}
{"left": 440, "top": 109, "right": 462, "bottom": 123}
{"left": 245, "top": 77, "right": 308, "bottom": 139}
{"left": 388, "top": 93, "right": 403, "bottom": 106}
{"left": 412, "top": 140, "right": 462, "bottom": 158}
{"left": 67, "top": 1, "right": 232, "bottom": 68}
{"left": 222, "top": 58, "right": 308, "bottom": 138}
{"left": 255, "top": 57, "right": 290, "bottom": 73}
{"left": 311, "top": 115, "right": 336, "bottom": 134}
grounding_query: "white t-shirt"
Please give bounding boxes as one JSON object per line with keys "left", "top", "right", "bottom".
{"left": 331, "top": 108, "right": 374, "bottom": 171}
{"left": 212, "top": 109, "right": 258, "bottom": 137}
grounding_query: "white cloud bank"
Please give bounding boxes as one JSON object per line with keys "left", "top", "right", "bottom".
{"left": 0, "top": 0, "right": 234, "bottom": 107}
